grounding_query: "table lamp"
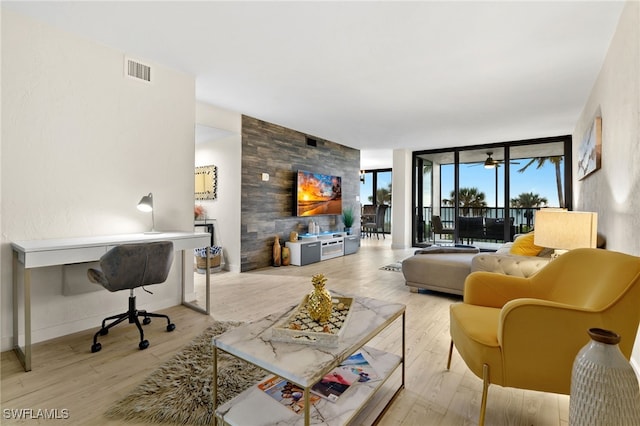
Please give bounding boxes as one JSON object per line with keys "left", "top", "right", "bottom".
{"left": 137, "top": 192, "right": 159, "bottom": 233}
{"left": 534, "top": 209, "right": 598, "bottom": 258}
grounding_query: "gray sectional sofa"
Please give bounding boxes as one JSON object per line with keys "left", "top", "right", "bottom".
{"left": 402, "top": 242, "right": 552, "bottom": 295}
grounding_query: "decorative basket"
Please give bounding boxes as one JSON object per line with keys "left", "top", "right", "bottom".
{"left": 194, "top": 246, "right": 222, "bottom": 272}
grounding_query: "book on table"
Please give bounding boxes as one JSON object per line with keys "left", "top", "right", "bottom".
{"left": 257, "top": 376, "right": 321, "bottom": 415}
{"left": 310, "top": 351, "right": 380, "bottom": 402}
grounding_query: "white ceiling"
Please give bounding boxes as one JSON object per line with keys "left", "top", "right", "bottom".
{"left": 3, "top": 1, "right": 625, "bottom": 169}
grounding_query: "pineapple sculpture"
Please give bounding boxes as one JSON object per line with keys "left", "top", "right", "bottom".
{"left": 307, "top": 273, "right": 332, "bottom": 323}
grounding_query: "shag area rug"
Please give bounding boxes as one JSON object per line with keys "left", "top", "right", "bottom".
{"left": 105, "top": 321, "right": 267, "bottom": 425}
{"left": 380, "top": 262, "right": 402, "bottom": 272}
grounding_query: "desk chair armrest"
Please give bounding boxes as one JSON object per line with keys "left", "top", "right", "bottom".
{"left": 87, "top": 268, "right": 109, "bottom": 288}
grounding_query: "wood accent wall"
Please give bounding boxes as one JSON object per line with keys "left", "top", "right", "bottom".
{"left": 241, "top": 115, "right": 360, "bottom": 271}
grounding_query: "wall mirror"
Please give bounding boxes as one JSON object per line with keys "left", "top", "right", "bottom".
{"left": 195, "top": 165, "right": 217, "bottom": 200}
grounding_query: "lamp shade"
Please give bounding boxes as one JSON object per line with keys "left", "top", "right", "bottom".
{"left": 137, "top": 193, "right": 153, "bottom": 212}
{"left": 137, "top": 192, "right": 158, "bottom": 233}
{"left": 534, "top": 209, "right": 598, "bottom": 250}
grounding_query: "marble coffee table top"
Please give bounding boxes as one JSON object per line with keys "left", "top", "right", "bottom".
{"left": 212, "top": 292, "right": 405, "bottom": 387}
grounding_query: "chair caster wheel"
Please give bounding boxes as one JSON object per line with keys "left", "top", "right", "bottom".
{"left": 99, "top": 328, "right": 109, "bottom": 336}
{"left": 139, "top": 340, "right": 150, "bottom": 350}
{"left": 167, "top": 323, "right": 176, "bottom": 332}
{"left": 142, "top": 317, "right": 151, "bottom": 325}
{"left": 91, "top": 343, "right": 102, "bottom": 353}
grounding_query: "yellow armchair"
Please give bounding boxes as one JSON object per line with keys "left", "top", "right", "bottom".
{"left": 448, "top": 248, "right": 640, "bottom": 425}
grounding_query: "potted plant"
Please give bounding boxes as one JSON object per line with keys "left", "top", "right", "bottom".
{"left": 342, "top": 206, "right": 355, "bottom": 235}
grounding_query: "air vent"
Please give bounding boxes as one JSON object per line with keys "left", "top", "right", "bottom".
{"left": 125, "top": 57, "right": 151, "bottom": 82}
{"left": 306, "top": 137, "right": 317, "bottom": 147}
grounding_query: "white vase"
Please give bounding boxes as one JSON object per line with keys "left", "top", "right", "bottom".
{"left": 569, "top": 328, "right": 640, "bottom": 426}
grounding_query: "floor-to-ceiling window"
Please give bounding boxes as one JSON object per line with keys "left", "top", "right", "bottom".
{"left": 414, "top": 158, "right": 434, "bottom": 242}
{"left": 412, "top": 136, "right": 571, "bottom": 247}
{"left": 360, "top": 168, "right": 392, "bottom": 234}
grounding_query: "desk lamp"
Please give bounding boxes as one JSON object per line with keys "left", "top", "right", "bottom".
{"left": 137, "top": 192, "right": 159, "bottom": 233}
{"left": 534, "top": 209, "right": 598, "bottom": 258}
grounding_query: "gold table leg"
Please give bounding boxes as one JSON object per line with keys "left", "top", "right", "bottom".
{"left": 479, "top": 363, "right": 490, "bottom": 426}
{"left": 213, "top": 345, "right": 218, "bottom": 424}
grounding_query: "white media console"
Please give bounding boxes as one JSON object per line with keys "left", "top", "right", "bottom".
{"left": 286, "top": 232, "right": 360, "bottom": 266}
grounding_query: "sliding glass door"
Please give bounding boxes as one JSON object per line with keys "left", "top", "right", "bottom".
{"left": 412, "top": 136, "right": 571, "bottom": 248}
{"left": 413, "top": 151, "right": 455, "bottom": 246}
{"left": 509, "top": 142, "right": 567, "bottom": 232}
{"left": 457, "top": 148, "right": 508, "bottom": 244}
{"left": 360, "top": 168, "right": 392, "bottom": 234}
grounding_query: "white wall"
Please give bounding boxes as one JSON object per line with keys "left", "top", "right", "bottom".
{"left": 1, "top": 10, "right": 196, "bottom": 350}
{"left": 195, "top": 102, "right": 242, "bottom": 272}
{"left": 388, "top": 1, "right": 640, "bottom": 376}
{"left": 572, "top": 1, "right": 640, "bottom": 373}
{"left": 391, "top": 149, "right": 412, "bottom": 249}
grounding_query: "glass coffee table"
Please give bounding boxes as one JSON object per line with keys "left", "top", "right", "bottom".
{"left": 213, "top": 293, "right": 406, "bottom": 425}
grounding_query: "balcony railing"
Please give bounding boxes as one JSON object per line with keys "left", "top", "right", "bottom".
{"left": 362, "top": 205, "right": 540, "bottom": 241}
{"left": 417, "top": 206, "right": 539, "bottom": 242}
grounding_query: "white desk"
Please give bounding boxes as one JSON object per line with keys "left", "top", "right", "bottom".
{"left": 11, "top": 231, "right": 212, "bottom": 371}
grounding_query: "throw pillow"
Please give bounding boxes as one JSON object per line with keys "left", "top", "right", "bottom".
{"left": 509, "top": 232, "right": 544, "bottom": 256}
{"left": 495, "top": 242, "right": 513, "bottom": 255}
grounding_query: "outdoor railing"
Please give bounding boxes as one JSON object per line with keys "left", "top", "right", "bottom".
{"left": 418, "top": 206, "right": 540, "bottom": 240}
{"left": 363, "top": 205, "right": 540, "bottom": 240}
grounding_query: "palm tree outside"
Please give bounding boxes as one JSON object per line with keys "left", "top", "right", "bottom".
{"left": 510, "top": 192, "right": 548, "bottom": 230}
{"left": 444, "top": 187, "right": 488, "bottom": 217}
{"left": 368, "top": 183, "right": 392, "bottom": 205}
{"left": 517, "top": 156, "right": 564, "bottom": 208}
{"left": 510, "top": 192, "right": 548, "bottom": 208}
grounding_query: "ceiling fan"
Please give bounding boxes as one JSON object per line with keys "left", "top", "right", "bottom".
{"left": 484, "top": 151, "right": 499, "bottom": 168}
{"left": 482, "top": 151, "right": 520, "bottom": 169}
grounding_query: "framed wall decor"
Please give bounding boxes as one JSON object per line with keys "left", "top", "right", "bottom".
{"left": 195, "top": 165, "right": 217, "bottom": 200}
{"left": 577, "top": 116, "right": 602, "bottom": 180}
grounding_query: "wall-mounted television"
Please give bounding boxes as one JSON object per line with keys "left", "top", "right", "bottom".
{"left": 294, "top": 170, "right": 342, "bottom": 216}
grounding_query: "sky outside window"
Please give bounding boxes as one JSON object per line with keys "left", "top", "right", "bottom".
{"left": 440, "top": 160, "right": 563, "bottom": 208}
{"left": 360, "top": 171, "right": 392, "bottom": 205}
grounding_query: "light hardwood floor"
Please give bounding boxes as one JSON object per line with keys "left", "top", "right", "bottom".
{"left": 1, "top": 238, "right": 569, "bottom": 425}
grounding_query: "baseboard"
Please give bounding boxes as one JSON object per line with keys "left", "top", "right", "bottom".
{"left": 183, "top": 291, "right": 198, "bottom": 303}
{"left": 226, "top": 263, "right": 240, "bottom": 273}
{"left": 1, "top": 336, "right": 13, "bottom": 353}
{"left": 1, "top": 296, "right": 179, "bottom": 352}
{"left": 390, "top": 243, "right": 411, "bottom": 250}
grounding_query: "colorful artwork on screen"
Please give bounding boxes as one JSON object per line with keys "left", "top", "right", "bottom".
{"left": 296, "top": 170, "right": 342, "bottom": 216}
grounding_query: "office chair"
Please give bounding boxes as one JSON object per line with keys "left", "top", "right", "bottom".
{"left": 87, "top": 241, "right": 175, "bottom": 353}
